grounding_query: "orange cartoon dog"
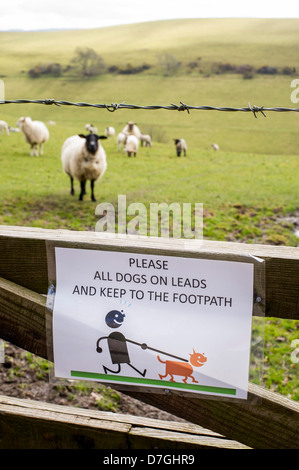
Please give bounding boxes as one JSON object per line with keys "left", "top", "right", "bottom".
{"left": 158, "top": 349, "right": 207, "bottom": 384}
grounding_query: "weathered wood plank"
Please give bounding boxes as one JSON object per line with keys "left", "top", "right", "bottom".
{"left": 0, "top": 225, "right": 298, "bottom": 319}
{"left": 0, "top": 278, "right": 298, "bottom": 449}
{"left": 128, "top": 383, "right": 299, "bottom": 449}
{"left": 0, "top": 277, "right": 48, "bottom": 359}
{"left": 0, "top": 395, "right": 248, "bottom": 449}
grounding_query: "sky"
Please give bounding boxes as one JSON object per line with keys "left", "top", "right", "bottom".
{"left": 0, "top": 0, "right": 299, "bottom": 31}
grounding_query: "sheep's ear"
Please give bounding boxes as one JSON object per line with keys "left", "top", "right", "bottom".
{"left": 98, "top": 135, "right": 107, "bottom": 140}
{"left": 78, "top": 134, "right": 86, "bottom": 139}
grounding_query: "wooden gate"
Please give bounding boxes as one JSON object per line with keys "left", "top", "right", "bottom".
{"left": 0, "top": 225, "right": 298, "bottom": 449}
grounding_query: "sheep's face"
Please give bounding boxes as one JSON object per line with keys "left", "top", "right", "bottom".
{"left": 78, "top": 133, "right": 107, "bottom": 155}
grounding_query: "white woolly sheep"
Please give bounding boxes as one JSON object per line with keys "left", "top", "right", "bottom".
{"left": 85, "top": 123, "right": 98, "bottom": 134}
{"left": 16, "top": 117, "right": 49, "bottom": 156}
{"left": 104, "top": 126, "right": 115, "bottom": 137}
{"left": 61, "top": 133, "right": 107, "bottom": 201}
{"left": 116, "top": 132, "right": 127, "bottom": 151}
{"left": 211, "top": 143, "right": 220, "bottom": 151}
{"left": 122, "top": 121, "right": 142, "bottom": 139}
{"left": 0, "top": 120, "right": 10, "bottom": 135}
{"left": 174, "top": 138, "right": 187, "bottom": 157}
{"left": 124, "top": 134, "right": 139, "bottom": 157}
{"left": 140, "top": 134, "right": 152, "bottom": 147}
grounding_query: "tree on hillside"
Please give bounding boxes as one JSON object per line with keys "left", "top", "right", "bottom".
{"left": 71, "top": 47, "right": 106, "bottom": 77}
{"left": 158, "top": 52, "right": 181, "bottom": 76}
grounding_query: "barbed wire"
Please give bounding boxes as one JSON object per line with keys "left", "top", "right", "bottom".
{"left": 2, "top": 98, "right": 299, "bottom": 118}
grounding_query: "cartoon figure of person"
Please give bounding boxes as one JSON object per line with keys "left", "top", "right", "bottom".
{"left": 96, "top": 310, "right": 147, "bottom": 376}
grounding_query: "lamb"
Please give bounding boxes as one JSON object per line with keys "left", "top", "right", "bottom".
{"left": 122, "top": 121, "right": 142, "bottom": 139}
{"left": 16, "top": 117, "right": 49, "bottom": 156}
{"left": 61, "top": 133, "right": 107, "bottom": 201}
{"left": 0, "top": 120, "right": 10, "bottom": 135}
{"left": 174, "top": 138, "right": 187, "bottom": 157}
{"left": 116, "top": 132, "right": 127, "bottom": 151}
{"left": 211, "top": 143, "right": 219, "bottom": 151}
{"left": 104, "top": 126, "right": 115, "bottom": 137}
{"left": 85, "top": 123, "right": 98, "bottom": 134}
{"left": 124, "top": 134, "right": 139, "bottom": 157}
{"left": 140, "top": 134, "right": 152, "bottom": 147}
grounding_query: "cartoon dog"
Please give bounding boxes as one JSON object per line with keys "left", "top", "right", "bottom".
{"left": 158, "top": 349, "right": 207, "bottom": 384}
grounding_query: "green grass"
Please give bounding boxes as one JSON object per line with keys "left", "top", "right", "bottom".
{"left": 0, "top": 19, "right": 298, "bottom": 402}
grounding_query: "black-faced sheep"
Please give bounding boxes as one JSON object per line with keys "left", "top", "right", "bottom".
{"left": 16, "top": 117, "right": 49, "bottom": 156}
{"left": 122, "top": 121, "right": 142, "bottom": 139}
{"left": 61, "top": 133, "right": 107, "bottom": 201}
{"left": 174, "top": 138, "right": 187, "bottom": 157}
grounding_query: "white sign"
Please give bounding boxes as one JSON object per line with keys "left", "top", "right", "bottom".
{"left": 52, "top": 247, "right": 254, "bottom": 399}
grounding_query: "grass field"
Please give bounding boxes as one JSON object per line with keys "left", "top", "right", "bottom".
{"left": 0, "top": 19, "right": 298, "bottom": 402}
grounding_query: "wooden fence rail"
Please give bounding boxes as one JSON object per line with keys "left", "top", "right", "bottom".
{"left": 0, "top": 225, "right": 298, "bottom": 449}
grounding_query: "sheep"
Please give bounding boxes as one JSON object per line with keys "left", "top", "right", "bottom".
{"left": 0, "top": 120, "right": 10, "bottom": 135}
{"left": 122, "top": 121, "right": 142, "bottom": 139}
{"left": 104, "top": 126, "right": 115, "bottom": 137}
{"left": 116, "top": 132, "right": 127, "bottom": 151}
{"left": 174, "top": 138, "right": 187, "bottom": 157}
{"left": 211, "top": 143, "right": 219, "bottom": 151}
{"left": 124, "top": 134, "right": 139, "bottom": 157}
{"left": 140, "top": 134, "right": 152, "bottom": 147}
{"left": 61, "top": 133, "right": 107, "bottom": 201}
{"left": 85, "top": 123, "right": 98, "bottom": 134}
{"left": 16, "top": 117, "right": 49, "bottom": 156}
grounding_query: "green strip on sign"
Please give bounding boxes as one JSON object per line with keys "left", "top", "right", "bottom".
{"left": 70, "top": 370, "right": 236, "bottom": 396}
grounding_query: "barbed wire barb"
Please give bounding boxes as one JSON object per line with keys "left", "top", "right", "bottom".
{"left": 248, "top": 102, "right": 267, "bottom": 118}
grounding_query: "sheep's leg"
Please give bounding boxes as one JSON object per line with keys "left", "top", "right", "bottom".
{"left": 70, "top": 176, "right": 74, "bottom": 196}
{"left": 31, "top": 144, "right": 38, "bottom": 156}
{"left": 40, "top": 143, "right": 44, "bottom": 155}
{"left": 90, "top": 180, "right": 96, "bottom": 202}
{"left": 79, "top": 180, "right": 86, "bottom": 201}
